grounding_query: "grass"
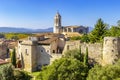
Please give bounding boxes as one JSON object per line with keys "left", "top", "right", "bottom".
{"left": 29, "top": 71, "right": 40, "bottom": 80}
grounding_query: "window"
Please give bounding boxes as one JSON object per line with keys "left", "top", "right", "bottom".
{"left": 47, "top": 50, "right": 49, "bottom": 53}
{"left": 41, "top": 50, "right": 43, "bottom": 52}
{"left": 67, "top": 45, "right": 69, "bottom": 50}
{"left": 25, "top": 49, "right": 28, "bottom": 55}
{"left": 53, "top": 50, "right": 55, "bottom": 53}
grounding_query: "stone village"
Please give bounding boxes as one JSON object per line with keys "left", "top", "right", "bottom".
{"left": 0, "top": 12, "right": 120, "bottom": 72}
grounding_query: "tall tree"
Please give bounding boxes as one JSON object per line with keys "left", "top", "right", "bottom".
{"left": 89, "top": 18, "right": 107, "bottom": 43}
{"left": 11, "top": 49, "right": 16, "bottom": 68}
{"left": 84, "top": 47, "right": 88, "bottom": 66}
{"left": 108, "top": 26, "right": 120, "bottom": 37}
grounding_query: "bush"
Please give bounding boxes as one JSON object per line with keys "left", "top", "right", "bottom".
{"left": 36, "top": 58, "right": 88, "bottom": 80}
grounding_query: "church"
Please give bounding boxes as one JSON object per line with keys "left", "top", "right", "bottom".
{"left": 53, "top": 12, "right": 89, "bottom": 34}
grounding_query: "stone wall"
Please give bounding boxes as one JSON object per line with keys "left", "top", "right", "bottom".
{"left": 63, "top": 41, "right": 103, "bottom": 63}
{"left": 80, "top": 43, "right": 103, "bottom": 63}
{"left": 102, "top": 37, "right": 120, "bottom": 65}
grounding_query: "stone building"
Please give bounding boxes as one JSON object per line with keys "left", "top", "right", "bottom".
{"left": 53, "top": 12, "right": 89, "bottom": 34}
{"left": 17, "top": 33, "right": 65, "bottom": 72}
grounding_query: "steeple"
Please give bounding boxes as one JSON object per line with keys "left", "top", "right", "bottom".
{"left": 54, "top": 12, "right": 62, "bottom": 33}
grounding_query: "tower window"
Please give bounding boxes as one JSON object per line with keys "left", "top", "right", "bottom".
{"left": 25, "top": 49, "right": 28, "bottom": 55}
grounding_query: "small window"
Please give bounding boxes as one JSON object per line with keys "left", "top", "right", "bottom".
{"left": 41, "top": 50, "right": 43, "bottom": 52}
{"left": 25, "top": 49, "right": 28, "bottom": 55}
{"left": 53, "top": 50, "right": 55, "bottom": 53}
{"left": 67, "top": 45, "right": 69, "bottom": 50}
{"left": 47, "top": 50, "right": 49, "bottom": 53}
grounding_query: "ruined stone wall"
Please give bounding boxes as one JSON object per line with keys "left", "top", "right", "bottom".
{"left": 80, "top": 43, "right": 103, "bottom": 63}
{"left": 63, "top": 41, "right": 103, "bottom": 63}
{"left": 102, "top": 37, "right": 120, "bottom": 65}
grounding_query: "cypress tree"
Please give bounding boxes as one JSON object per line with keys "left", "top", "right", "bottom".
{"left": 79, "top": 45, "right": 83, "bottom": 61}
{"left": 11, "top": 48, "right": 16, "bottom": 68}
{"left": 84, "top": 47, "right": 88, "bottom": 66}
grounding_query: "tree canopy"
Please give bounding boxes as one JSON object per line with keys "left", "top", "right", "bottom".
{"left": 87, "top": 60, "right": 120, "bottom": 80}
{"left": 36, "top": 58, "right": 88, "bottom": 80}
{"left": 89, "top": 18, "right": 108, "bottom": 43}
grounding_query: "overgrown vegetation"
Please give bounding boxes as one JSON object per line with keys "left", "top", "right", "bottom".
{"left": 0, "top": 33, "right": 32, "bottom": 40}
{"left": 0, "top": 64, "right": 32, "bottom": 80}
{"left": 35, "top": 48, "right": 120, "bottom": 80}
{"left": 36, "top": 48, "right": 89, "bottom": 80}
{"left": 87, "top": 60, "right": 120, "bottom": 80}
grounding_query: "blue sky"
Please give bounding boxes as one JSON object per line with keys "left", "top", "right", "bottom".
{"left": 0, "top": 0, "right": 120, "bottom": 29}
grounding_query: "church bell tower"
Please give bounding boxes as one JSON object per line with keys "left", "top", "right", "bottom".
{"left": 54, "top": 12, "right": 61, "bottom": 33}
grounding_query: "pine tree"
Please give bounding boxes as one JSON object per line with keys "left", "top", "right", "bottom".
{"left": 11, "top": 48, "right": 16, "bottom": 68}
{"left": 89, "top": 18, "right": 107, "bottom": 43}
{"left": 84, "top": 47, "right": 88, "bottom": 66}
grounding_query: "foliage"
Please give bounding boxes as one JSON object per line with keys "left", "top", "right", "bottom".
{"left": 84, "top": 47, "right": 88, "bottom": 66}
{"left": 0, "top": 33, "right": 5, "bottom": 38}
{"left": 0, "top": 64, "right": 14, "bottom": 80}
{"left": 70, "top": 36, "right": 81, "bottom": 40}
{"left": 87, "top": 60, "right": 120, "bottom": 80}
{"left": 63, "top": 49, "right": 84, "bottom": 62}
{"left": 89, "top": 18, "right": 108, "bottom": 43}
{"left": 80, "top": 34, "right": 90, "bottom": 43}
{"left": 0, "top": 64, "right": 32, "bottom": 80}
{"left": 11, "top": 48, "right": 16, "bottom": 68}
{"left": 14, "top": 70, "right": 32, "bottom": 80}
{"left": 36, "top": 58, "right": 88, "bottom": 80}
{"left": 107, "top": 26, "right": 120, "bottom": 37}
{"left": 4, "top": 33, "right": 31, "bottom": 40}
{"left": 70, "top": 34, "right": 90, "bottom": 43}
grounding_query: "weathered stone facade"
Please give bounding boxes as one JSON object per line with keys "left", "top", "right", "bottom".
{"left": 102, "top": 37, "right": 120, "bottom": 65}
{"left": 63, "top": 37, "right": 120, "bottom": 65}
{"left": 63, "top": 41, "right": 103, "bottom": 63}
{"left": 17, "top": 34, "right": 64, "bottom": 72}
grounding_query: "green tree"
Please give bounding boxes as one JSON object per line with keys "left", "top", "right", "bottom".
{"left": 108, "top": 26, "right": 120, "bottom": 37}
{"left": 84, "top": 47, "right": 88, "bottom": 66}
{"left": 63, "top": 49, "right": 84, "bottom": 62}
{"left": 11, "top": 49, "right": 16, "bottom": 68}
{"left": 14, "top": 70, "right": 32, "bottom": 80}
{"left": 80, "top": 34, "right": 90, "bottom": 43}
{"left": 87, "top": 60, "right": 120, "bottom": 80}
{"left": 0, "top": 64, "right": 15, "bottom": 80}
{"left": 36, "top": 58, "right": 88, "bottom": 80}
{"left": 89, "top": 18, "right": 107, "bottom": 43}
